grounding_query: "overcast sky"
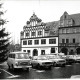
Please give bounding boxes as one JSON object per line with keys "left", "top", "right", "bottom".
{"left": 1, "top": 0, "right": 80, "bottom": 44}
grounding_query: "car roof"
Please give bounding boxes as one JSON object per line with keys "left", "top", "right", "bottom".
{"left": 9, "top": 51, "right": 28, "bottom": 54}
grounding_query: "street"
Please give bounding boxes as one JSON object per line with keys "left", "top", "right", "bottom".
{"left": 0, "top": 62, "right": 80, "bottom": 79}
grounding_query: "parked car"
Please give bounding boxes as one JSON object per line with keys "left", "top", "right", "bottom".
{"left": 74, "top": 55, "right": 80, "bottom": 63}
{"left": 7, "top": 51, "right": 31, "bottom": 71}
{"left": 31, "top": 56, "right": 53, "bottom": 69}
{"left": 46, "top": 54, "right": 66, "bottom": 67}
{"left": 65, "top": 55, "right": 76, "bottom": 64}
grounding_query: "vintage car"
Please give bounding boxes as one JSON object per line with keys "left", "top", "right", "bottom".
{"left": 74, "top": 55, "right": 80, "bottom": 63}
{"left": 64, "top": 55, "right": 76, "bottom": 64}
{"left": 7, "top": 51, "right": 31, "bottom": 71}
{"left": 31, "top": 56, "right": 53, "bottom": 69}
{"left": 46, "top": 54, "right": 66, "bottom": 67}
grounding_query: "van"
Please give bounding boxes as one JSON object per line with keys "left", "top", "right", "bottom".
{"left": 7, "top": 51, "right": 31, "bottom": 71}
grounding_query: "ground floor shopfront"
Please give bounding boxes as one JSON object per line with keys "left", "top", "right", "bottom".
{"left": 22, "top": 47, "right": 58, "bottom": 57}
{"left": 59, "top": 46, "right": 80, "bottom": 55}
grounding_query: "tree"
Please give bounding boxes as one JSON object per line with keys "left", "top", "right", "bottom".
{"left": 0, "top": 3, "right": 10, "bottom": 63}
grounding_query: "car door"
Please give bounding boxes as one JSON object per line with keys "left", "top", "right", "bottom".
{"left": 31, "top": 57, "right": 38, "bottom": 66}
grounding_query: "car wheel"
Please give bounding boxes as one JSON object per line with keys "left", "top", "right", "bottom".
{"left": 53, "top": 62, "right": 57, "bottom": 67}
{"left": 12, "top": 65, "right": 15, "bottom": 71}
{"left": 31, "top": 64, "right": 34, "bottom": 68}
{"left": 48, "top": 66, "right": 52, "bottom": 69}
{"left": 26, "top": 68, "right": 29, "bottom": 72}
{"left": 62, "top": 64, "right": 65, "bottom": 67}
{"left": 37, "top": 64, "right": 41, "bottom": 69}
{"left": 7, "top": 64, "right": 10, "bottom": 70}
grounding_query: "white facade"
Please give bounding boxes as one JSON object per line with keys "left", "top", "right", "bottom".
{"left": 20, "top": 13, "right": 58, "bottom": 57}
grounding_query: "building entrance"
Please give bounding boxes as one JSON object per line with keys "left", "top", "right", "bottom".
{"left": 76, "top": 48, "right": 80, "bottom": 54}
{"left": 69, "top": 50, "right": 74, "bottom": 55}
{"left": 61, "top": 47, "right": 68, "bottom": 55}
{"left": 33, "top": 49, "right": 38, "bottom": 56}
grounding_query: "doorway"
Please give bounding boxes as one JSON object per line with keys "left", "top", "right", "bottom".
{"left": 33, "top": 49, "right": 38, "bottom": 56}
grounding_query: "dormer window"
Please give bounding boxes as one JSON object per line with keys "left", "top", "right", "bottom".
{"left": 26, "top": 33, "right": 29, "bottom": 36}
{"left": 38, "top": 31, "right": 42, "bottom": 35}
{"left": 32, "top": 32, "right": 36, "bottom": 36}
{"left": 65, "top": 15, "right": 66, "bottom": 19}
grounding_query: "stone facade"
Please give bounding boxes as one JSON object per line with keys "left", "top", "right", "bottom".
{"left": 59, "top": 11, "right": 80, "bottom": 55}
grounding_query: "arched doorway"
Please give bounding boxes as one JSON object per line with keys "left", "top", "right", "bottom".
{"left": 33, "top": 49, "right": 38, "bottom": 56}
{"left": 76, "top": 48, "right": 80, "bottom": 54}
{"left": 61, "top": 47, "right": 68, "bottom": 55}
{"left": 69, "top": 49, "right": 74, "bottom": 55}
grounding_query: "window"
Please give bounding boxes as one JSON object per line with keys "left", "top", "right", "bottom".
{"left": 73, "top": 38, "right": 75, "bottom": 43}
{"left": 41, "top": 50, "right": 45, "bottom": 55}
{"left": 32, "top": 32, "right": 36, "bottom": 36}
{"left": 16, "top": 54, "right": 29, "bottom": 59}
{"left": 26, "top": 33, "right": 29, "bottom": 36}
{"left": 9, "top": 54, "right": 15, "bottom": 58}
{"left": 62, "top": 39, "right": 65, "bottom": 43}
{"left": 62, "top": 29, "right": 66, "bottom": 33}
{"left": 23, "top": 41, "right": 27, "bottom": 45}
{"left": 38, "top": 31, "right": 42, "bottom": 35}
{"left": 28, "top": 40, "right": 32, "bottom": 45}
{"left": 72, "top": 28, "right": 76, "bottom": 33}
{"left": 49, "top": 39, "right": 56, "bottom": 44}
{"left": 66, "top": 29, "right": 69, "bottom": 33}
{"left": 27, "top": 50, "right": 30, "bottom": 53}
{"left": 34, "top": 40, "right": 39, "bottom": 44}
{"left": 60, "top": 22, "right": 63, "bottom": 26}
{"left": 65, "top": 15, "right": 66, "bottom": 19}
{"left": 41, "top": 39, "right": 46, "bottom": 44}
{"left": 23, "top": 50, "right": 26, "bottom": 52}
{"left": 51, "top": 48, "right": 55, "bottom": 53}
{"left": 66, "top": 39, "right": 69, "bottom": 43}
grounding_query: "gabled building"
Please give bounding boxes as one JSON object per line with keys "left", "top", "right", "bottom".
{"left": 20, "top": 13, "right": 58, "bottom": 57}
{"left": 59, "top": 11, "right": 80, "bottom": 55}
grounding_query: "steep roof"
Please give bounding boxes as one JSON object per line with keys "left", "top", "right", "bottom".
{"left": 29, "top": 12, "right": 42, "bottom": 22}
{"left": 45, "top": 21, "right": 59, "bottom": 36}
{"left": 69, "top": 13, "right": 80, "bottom": 25}
{"left": 46, "top": 21, "right": 59, "bottom": 30}
{"left": 60, "top": 11, "right": 80, "bottom": 26}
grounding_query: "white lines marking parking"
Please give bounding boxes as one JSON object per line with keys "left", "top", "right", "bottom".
{"left": 66, "top": 65, "right": 71, "bottom": 66}
{"left": 0, "top": 69, "right": 13, "bottom": 76}
{"left": 0, "top": 68, "right": 20, "bottom": 79}
{"left": 32, "top": 68, "right": 45, "bottom": 73}
{"left": 70, "top": 75, "right": 80, "bottom": 78}
{"left": 54, "top": 67, "right": 61, "bottom": 69}
{"left": 7, "top": 75, "right": 20, "bottom": 79}
{"left": 36, "top": 70, "right": 45, "bottom": 73}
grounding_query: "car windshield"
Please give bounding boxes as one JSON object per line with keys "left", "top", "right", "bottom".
{"left": 47, "top": 56, "right": 55, "bottom": 59}
{"left": 16, "top": 53, "right": 29, "bottom": 59}
{"left": 37, "top": 56, "right": 47, "bottom": 60}
{"left": 47, "top": 55, "right": 61, "bottom": 59}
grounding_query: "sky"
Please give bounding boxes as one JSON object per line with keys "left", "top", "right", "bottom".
{"left": 1, "top": 0, "right": 80, "bottom": 44}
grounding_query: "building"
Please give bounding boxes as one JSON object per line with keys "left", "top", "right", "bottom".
{"left": 59, "top": 11, "right": 80, "bottom": 55}
{"left": 20, "top": 13, "right": 58, "bottom": 57}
